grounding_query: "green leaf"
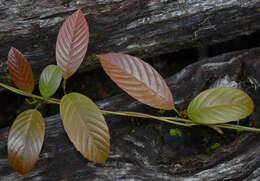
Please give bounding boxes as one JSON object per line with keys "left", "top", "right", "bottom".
{"left": 188, "top": 87, "right": 254, "bottom": 124}
{"left": 8, "top": 110, "right": 45, "bottom": 174}
{"left": 39, "top": 65, "right": 62, "bottom": 98}
{"left": 60, "top": 93, "right": 110, "bottom": 163}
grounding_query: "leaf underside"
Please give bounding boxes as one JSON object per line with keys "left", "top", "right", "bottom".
{"left": 188, "top": 87, "right": 254, "bottom": 124}
{"left": 97, "top": 53, "right": 174, "bottom": 110}
{"left": 39, "top": 65, "right": 62, "bottom": 98}
{"left": 56, "top": 9, "right": 89, "bottom": 79}
{"left": 8, "top": 109, "right": 45, "bottom": 174}
{"left": 8, "top": 47, "right": 35, "bottom": 93}
{"left": 60, "top": 93, "right": 110, "bottom": 163}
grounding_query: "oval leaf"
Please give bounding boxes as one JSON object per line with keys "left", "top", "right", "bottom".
{"left": 8, "top": 109, "right": 45, "bottom": 174}
{"left": 56, "top": 9, "right": 89, "bottom": 79}
{"left": 97, "top": 53, "right": 174, "bottom": 110}
{"left": 8, "top": 47, "right": 35, "bottom": 93}
{"left": 39, "top": 65, "right": 62, "bottom": 98}
{"left": 60, "top": 93, "right": 110, "bottom": 163}
{"left": 187, "top": 87, "right": 254, "bottom": 124}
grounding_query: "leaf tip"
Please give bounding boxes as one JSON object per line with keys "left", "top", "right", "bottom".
{"left": 73, "top": 9, "right": 85, "bottom": 19}
{"left": 9, "top": 47, "right": 15, "bottom": 52}
{"left": 95, "top": 154, "right": 109, "bottom": 164}
{"left": 96, "top": 54, "right": 102, "bottom": 59}
{"left": 76, "top": 8, "right": 83, "bottom": 14}
{"left": 96, "top": 54, "right": 106, "bottom": 63}
{"left": 8, "top": 47, "right": 17, "bottom": 57}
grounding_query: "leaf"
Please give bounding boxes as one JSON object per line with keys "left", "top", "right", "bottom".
{"left": 8, "top": 109, "right": 45, "bottom": 174}
{"left": 187, "top": 87, "right": 254, "bottom": 124}
{"left": 56, "top": 9, "right": 89, "bottom": 79}
{"left": 97, "top": 53, "right": 174, "bottom": 110}
{"left": 60, "top": 93, "right": 110, "bottom": 163}
{"left": 8, "top": 47, "right": 35, "bottom": 93}
{"left": 39, "top": 65, "right": 62, "bottom": 98}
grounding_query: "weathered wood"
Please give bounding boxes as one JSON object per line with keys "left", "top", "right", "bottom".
{"left": 0, "top": 0, "right": 260, "bottom": 77}
{"left": 1, "top": 47, "right": 260, "bottom": 180}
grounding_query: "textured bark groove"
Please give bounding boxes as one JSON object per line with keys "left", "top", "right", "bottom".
{"left": 0, "top": 0, "right": 259, "bottom": 77}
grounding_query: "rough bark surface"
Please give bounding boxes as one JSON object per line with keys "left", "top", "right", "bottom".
{"left": 1, "top": 47, "right": 260, "bottom": 180}
{"left": 0, "top": 0, "right": 260, "bottom": 77}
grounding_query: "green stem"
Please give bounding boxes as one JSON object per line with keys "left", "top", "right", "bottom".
{"left": 0, "top": 82, "right": 60, "bottom": 104}
{"left": 160, "top": 116, "right": 193, "bottom": 123}
{"left": 217, "top": 124, "right": 260, "bottom": 132}
{"left": 172, "top": 106, "right": 182, "bottom": 117}
{"left": 35, "top": 101, "right": 43, "bottom": 110}
{"left": 164, "top": 115, "right": 260, "bottom": 132}
{"left": 101, "top": 110, "right": 260, "bottom": 132}
{"left": 101, "top": 110, "right": 193, "bottom": 127}
{"left": 62, "top": 79, "right": 67, "bottom": 94}
{"left": 25, "top": 97, "right": 37, "bottom": 104}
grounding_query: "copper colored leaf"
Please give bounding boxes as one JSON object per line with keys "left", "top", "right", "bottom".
{"left": 188, "top": 87, "right": 254, "bottom": 124}
{"left": 8, "top": 109, "right": 45, "bottom": 174}
{"left": 39, "top": 65, "right": 62, "bottom": 98}
{"left": 8, "top": 47, "right": 35, "bottom": 93}
{"left": 60, "top": 93, "right": 110, "bottom": 163}
{"left": 97, "top": 53, "right": 174, "bottom": 110}
{"left": 56, "top": 9, "right": 89, "bottom": 79}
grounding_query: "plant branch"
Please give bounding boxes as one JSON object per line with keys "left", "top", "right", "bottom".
{"left": 1, "top": 82, "right": 260, "bottom": 132}
{"left": 172, "top": 106, "right": 182, "bottom": 117}
{"left": 101, "top": 110, "right": 260, "bottom": 132}
{"left": 0, "top": 82, "right": 60, "bottom": 104}
{"left": 217, "top": 123, "right": 260, "bottom": 132}
{"left": 160, "top": 116, "right": 193, "bottom": 123}
{"left": 62, "top": 79, "right": 67, "bottom": 94}
{"left": 101, "top": 110, "right": 195, "bottom": 127}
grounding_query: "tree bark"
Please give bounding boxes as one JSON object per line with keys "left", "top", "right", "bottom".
{"left": 0, "top": 0, "right": 259, "bottom": 77}
{"left": 1, "top": 47, "right": 260, "bottom": 180}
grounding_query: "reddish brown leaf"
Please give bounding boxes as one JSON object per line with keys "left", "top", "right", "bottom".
{"left": 97, "top": 53, "right": 174, "bottom": 110}
{"left": 56, "top": 9, "right": 89, "bottom": 79}
{"left": 8, "top": 47, "right": 35, "bottom": 93}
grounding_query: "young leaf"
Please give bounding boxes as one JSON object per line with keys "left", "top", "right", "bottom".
{"left": 56, "top": 9, "right": 89, "bottom": 79}
{"left": 60, "top": 93, "right": 110, "bottom": 163}
{"left": 8, "top": 47, "right": 35, "bottom": 93}
{"left": 39, "top": 65, "right": 62, "bottom": 98}
{"left": 97, "top": 53, "right": 174, "bottom": 110}
{"left": 8, "top": 109, "right": 45, "bottom": 174}
{"left": 187, "top": 87, "right": 254, "bottom": 124}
